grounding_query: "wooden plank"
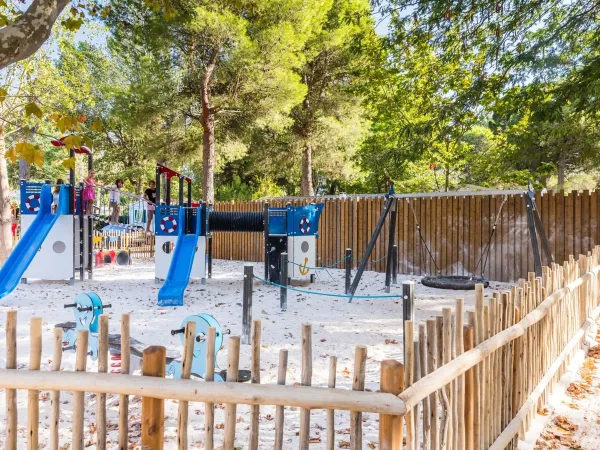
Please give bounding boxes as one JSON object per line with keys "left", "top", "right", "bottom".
{"left": 475, "top": 196, "right": 482, "bottom": 278}
{"left": 379, "top": 360, "right": 404, "bottom": 450}
{"left": 50, "top": 327, "right": 62, "bottom": 450}
{"left": 205, "top": 327, "right": 216, "bottom": 450}
{"left": 566, "top": 191, "right": 574, "bottom": 260}
{"left": 249, "top": 320, "right": 262, "bottom": 450}
{"left": 177, "top": 321, "right": 196, "bottom": 450}
{"left": 441, "top": 196, "right": 447, "bottom": 274}
{"left": 590, "top": 191, "right": 597, "bottom": 248}
{"left": 508, "top": 195, "right": 516, "bottom": 282}
{"left": 326, "top": 356, "right": 337, "bottom": 450}
{"left": 582, "top": 190, "right": 590, "bottom": 253}
{"left": 141, "top": 346, "right": 166, "bottom": 450}
{"left": 470, "top": 196, "right": 476, "bottom": 276}
{"left": 299, "top": 324, "right": 313, "bottom": 450}
{"left": 72, "top": 330, "right": 89, "bottom": 450}
{"left": 97, "top": 315, "right": 109, "bottom": 450}
{"left": 224, "top": 336, "right": 241, "bottom": 450}
{"left": 274, "top": 350, "right": 289, "bottom": 450}
{"left": 119, "top": 313, "right": 131, "bottom": 450}
{"left": 28, "top": 316, "right": 42, "bottom": 450}
{"left": 350, "top": 346, "right": 367, "bottom": 450}
{"left": 6, "top": 310, "right": 17, "bottom": 450}
{"left": 572, "top": 191, "right": 584, "bottom": 261}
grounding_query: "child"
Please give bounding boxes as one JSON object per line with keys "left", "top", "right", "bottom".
{"left": 109, "top": 179, "right": 123, "bottom": 224}
{"left": 51, "top": 179, "right": 64, "bottom": 214}
{"left": 144, "top": 180, "right": 156, "bottom": 234}
{"left": 83, "top": 170, "right": 97, "bottom": 216}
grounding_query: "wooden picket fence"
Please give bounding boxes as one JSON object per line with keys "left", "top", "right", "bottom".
{"left": 212, "top": 190, "right": 600, "bottom": 282}
{"left": 93, "top": 229, "right": 155, "bottom": 259}
{"left": 0, "top": 248, "right": 598, "bottom": 449}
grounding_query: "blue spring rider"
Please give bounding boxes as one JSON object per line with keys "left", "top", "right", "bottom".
{"left": 56, "top": 293, "right": 244, "bottom": 381}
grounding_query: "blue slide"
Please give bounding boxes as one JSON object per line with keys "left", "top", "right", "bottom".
{"left": 158, "top": 206, "right": 200, "bottom": 307}
{"left": 0, "top": 184, "right": 69, "bottom": 299}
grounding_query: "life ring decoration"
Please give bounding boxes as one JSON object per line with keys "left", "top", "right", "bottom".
{"left": 299, "top": 217, "right": 310, "bottom": 234}
{"left": 160, "top": 216, "right": 178, "bottom": 233}
{"left": 25, "top": 194, "right": 41, "bottom": 212}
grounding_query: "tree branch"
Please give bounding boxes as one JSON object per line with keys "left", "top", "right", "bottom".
{"left": 0, "top": 0, "right": 71, "bottom": 70}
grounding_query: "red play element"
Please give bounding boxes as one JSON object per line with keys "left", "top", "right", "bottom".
{"left": 96, "top": 250, "right": 104, "bottom": 267}
{"left": 157, "top": 163, "right": 192, "bottom": 183}
{"left": 74, "top": 146, "right": 91, "bottom": 155}
{"left": 49, "top": 137, "right": 92, "bottom": 155}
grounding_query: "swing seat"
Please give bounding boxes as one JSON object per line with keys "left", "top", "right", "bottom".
{"left": 421, "top": 275, "right": 489, "bottom": 290}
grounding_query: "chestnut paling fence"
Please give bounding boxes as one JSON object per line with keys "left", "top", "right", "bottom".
{"left": 1, "top": 248, "right": 599, "bottom": 449}
{"left": 212, "top": 190, "right": 600, "bottom": 282}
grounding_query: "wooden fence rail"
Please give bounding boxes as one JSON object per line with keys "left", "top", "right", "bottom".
{"left": 1, "top": 247, "right": 599, "bottom": 449}
{"left": 212, "top": 190, "right": 600, "bottom": 282}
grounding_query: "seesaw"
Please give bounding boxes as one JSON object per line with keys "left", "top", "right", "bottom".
{"left": 56, "top": 293, "right": 250, "bottom": 382}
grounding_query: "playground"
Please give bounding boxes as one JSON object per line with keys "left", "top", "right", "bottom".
{"left": 0, "top": 256, "right": 511, "bottom": 448}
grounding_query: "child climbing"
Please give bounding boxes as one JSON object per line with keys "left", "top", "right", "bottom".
{"left": 109, "top": 179, "right": 123, "bottom": 224}
{"left": 145, "top": 180, "right": 156, "bottom": 235}
{"left": 83, "top": 170, "right": 97, "bottom": 216}
{"left": 51, "top": 179, "right": 64, "bottom": 214}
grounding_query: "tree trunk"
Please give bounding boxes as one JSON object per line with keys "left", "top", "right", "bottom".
{"left": 201, "top": 116, "right": 215, "bottom": 204}
{"left": 301, "top": 143, "right": 314, "bottom": 196}
{"left": 199, "top": 49, "right": 219, "bottom": 204}
{"left": 18, "top": 159, "right": 29, "bottom": 181}
{"left": 444, "top": 165, "right": 450, "bottom": 192}
{"left": 0, "top": 128, "right": 14, "bottom": 264}
{"left": 557, "top": 151, "right": 566, "bottom": 191}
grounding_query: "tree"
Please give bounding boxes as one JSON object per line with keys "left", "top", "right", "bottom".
{"left": 106, "top": 0, "right": 327, "bottom": 203}
{"left": 287, "top": 0, "right": 378, "bottom": 196}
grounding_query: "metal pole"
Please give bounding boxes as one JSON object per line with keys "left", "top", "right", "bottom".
{"left": 345, "top": 248, "right": 352, "bottom": 294}
{"left": 280, "top": 252, "right": 288, "bottom": 311}
{"left": 263, "top": 202, "right": 270, "bottom": 280}
{"left": 208, "top": 233, "right": 213, "bottom": 279}
{"left": 78, "top": 182, "right": 84, "bottom": 281}
{"left": 187, "top": 180, "right": 192, "bottom": 207}
{"left": 402, "top": 281, "right": 414, "bottom": 361}
{"left": 242, "top": 264, "right": 253, "bottom": 345}
{"left": 348, "top": 195, "right": 394, "bottom": 301}
{"left": 392, "top": 244, "right": 398, "bottom": 285}
{"left": 166, "top": 176, "right": 171, "bottom": 206}
{"left": 524, "top": 194, "right": 542, "bottom": 276}
{"left": 384, "top": 198, "right": 397, "bottom": 293}
{"left": 155, "top": 165, "right": 161, "bottom": 205}
{"left": 178, "top": 176, "right": 184, "bottom": 206}
{"left": 87, "top": 215, "right": 94, "bottom": 280}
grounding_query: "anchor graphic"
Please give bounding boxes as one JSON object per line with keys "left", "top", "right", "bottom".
{"left": 299, "top": 257, "right": 310, "bottom": 276}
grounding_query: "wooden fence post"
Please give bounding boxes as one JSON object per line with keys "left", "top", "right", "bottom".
{"left": 177, "top": 321, "right": 196, "bottom": 450}
{"left": 350, "top": 346, "right": 367, "bottom": 450}
{"left": 224, "top": 336, "right": 241, "bottom": 450}
{"left": 249, "top": 320, "right": 262, "bottom": 450}
{"left": 299, "top": 323, "right": 313, "bottom": 450}
{"left": 463, "top": 325, "right": 475, "bottom": 450}
{"left": 204, "top": 327, "right": 216, "bottom": 450}
{"left": 274, "top": 349, "right": 289, "bottom": 450}
{"left": 326, "top": 356, "right": 337, "bottom": 450}
{"left": 50, "top": 327, "right": 62, "bottom": 450}
{"left": 28, "top": 316, "right": 42, "bottom": 450}
{"left": 97, "top": 315, "right": 109, "bottom": 450}
{"left": 73, "top": 330, "right": 88, "bottom": 450}
{"left": 379, "top": 360, "right": 404, "bottom": 450}
{"left": 405, "top": 320, "right": 415, "bottom": 450}
{"left": 142, "top": 346, "right": 166, "bottom": 450}
{"left": 6, "top": 310, "right": 17, "bottom": 450}
{"left": 119, "top": 313, "right": 131, "bottom": 450}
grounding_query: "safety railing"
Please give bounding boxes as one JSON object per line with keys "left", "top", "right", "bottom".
{"left": 400, "top": 246, "right": 600, "bottom": 450}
